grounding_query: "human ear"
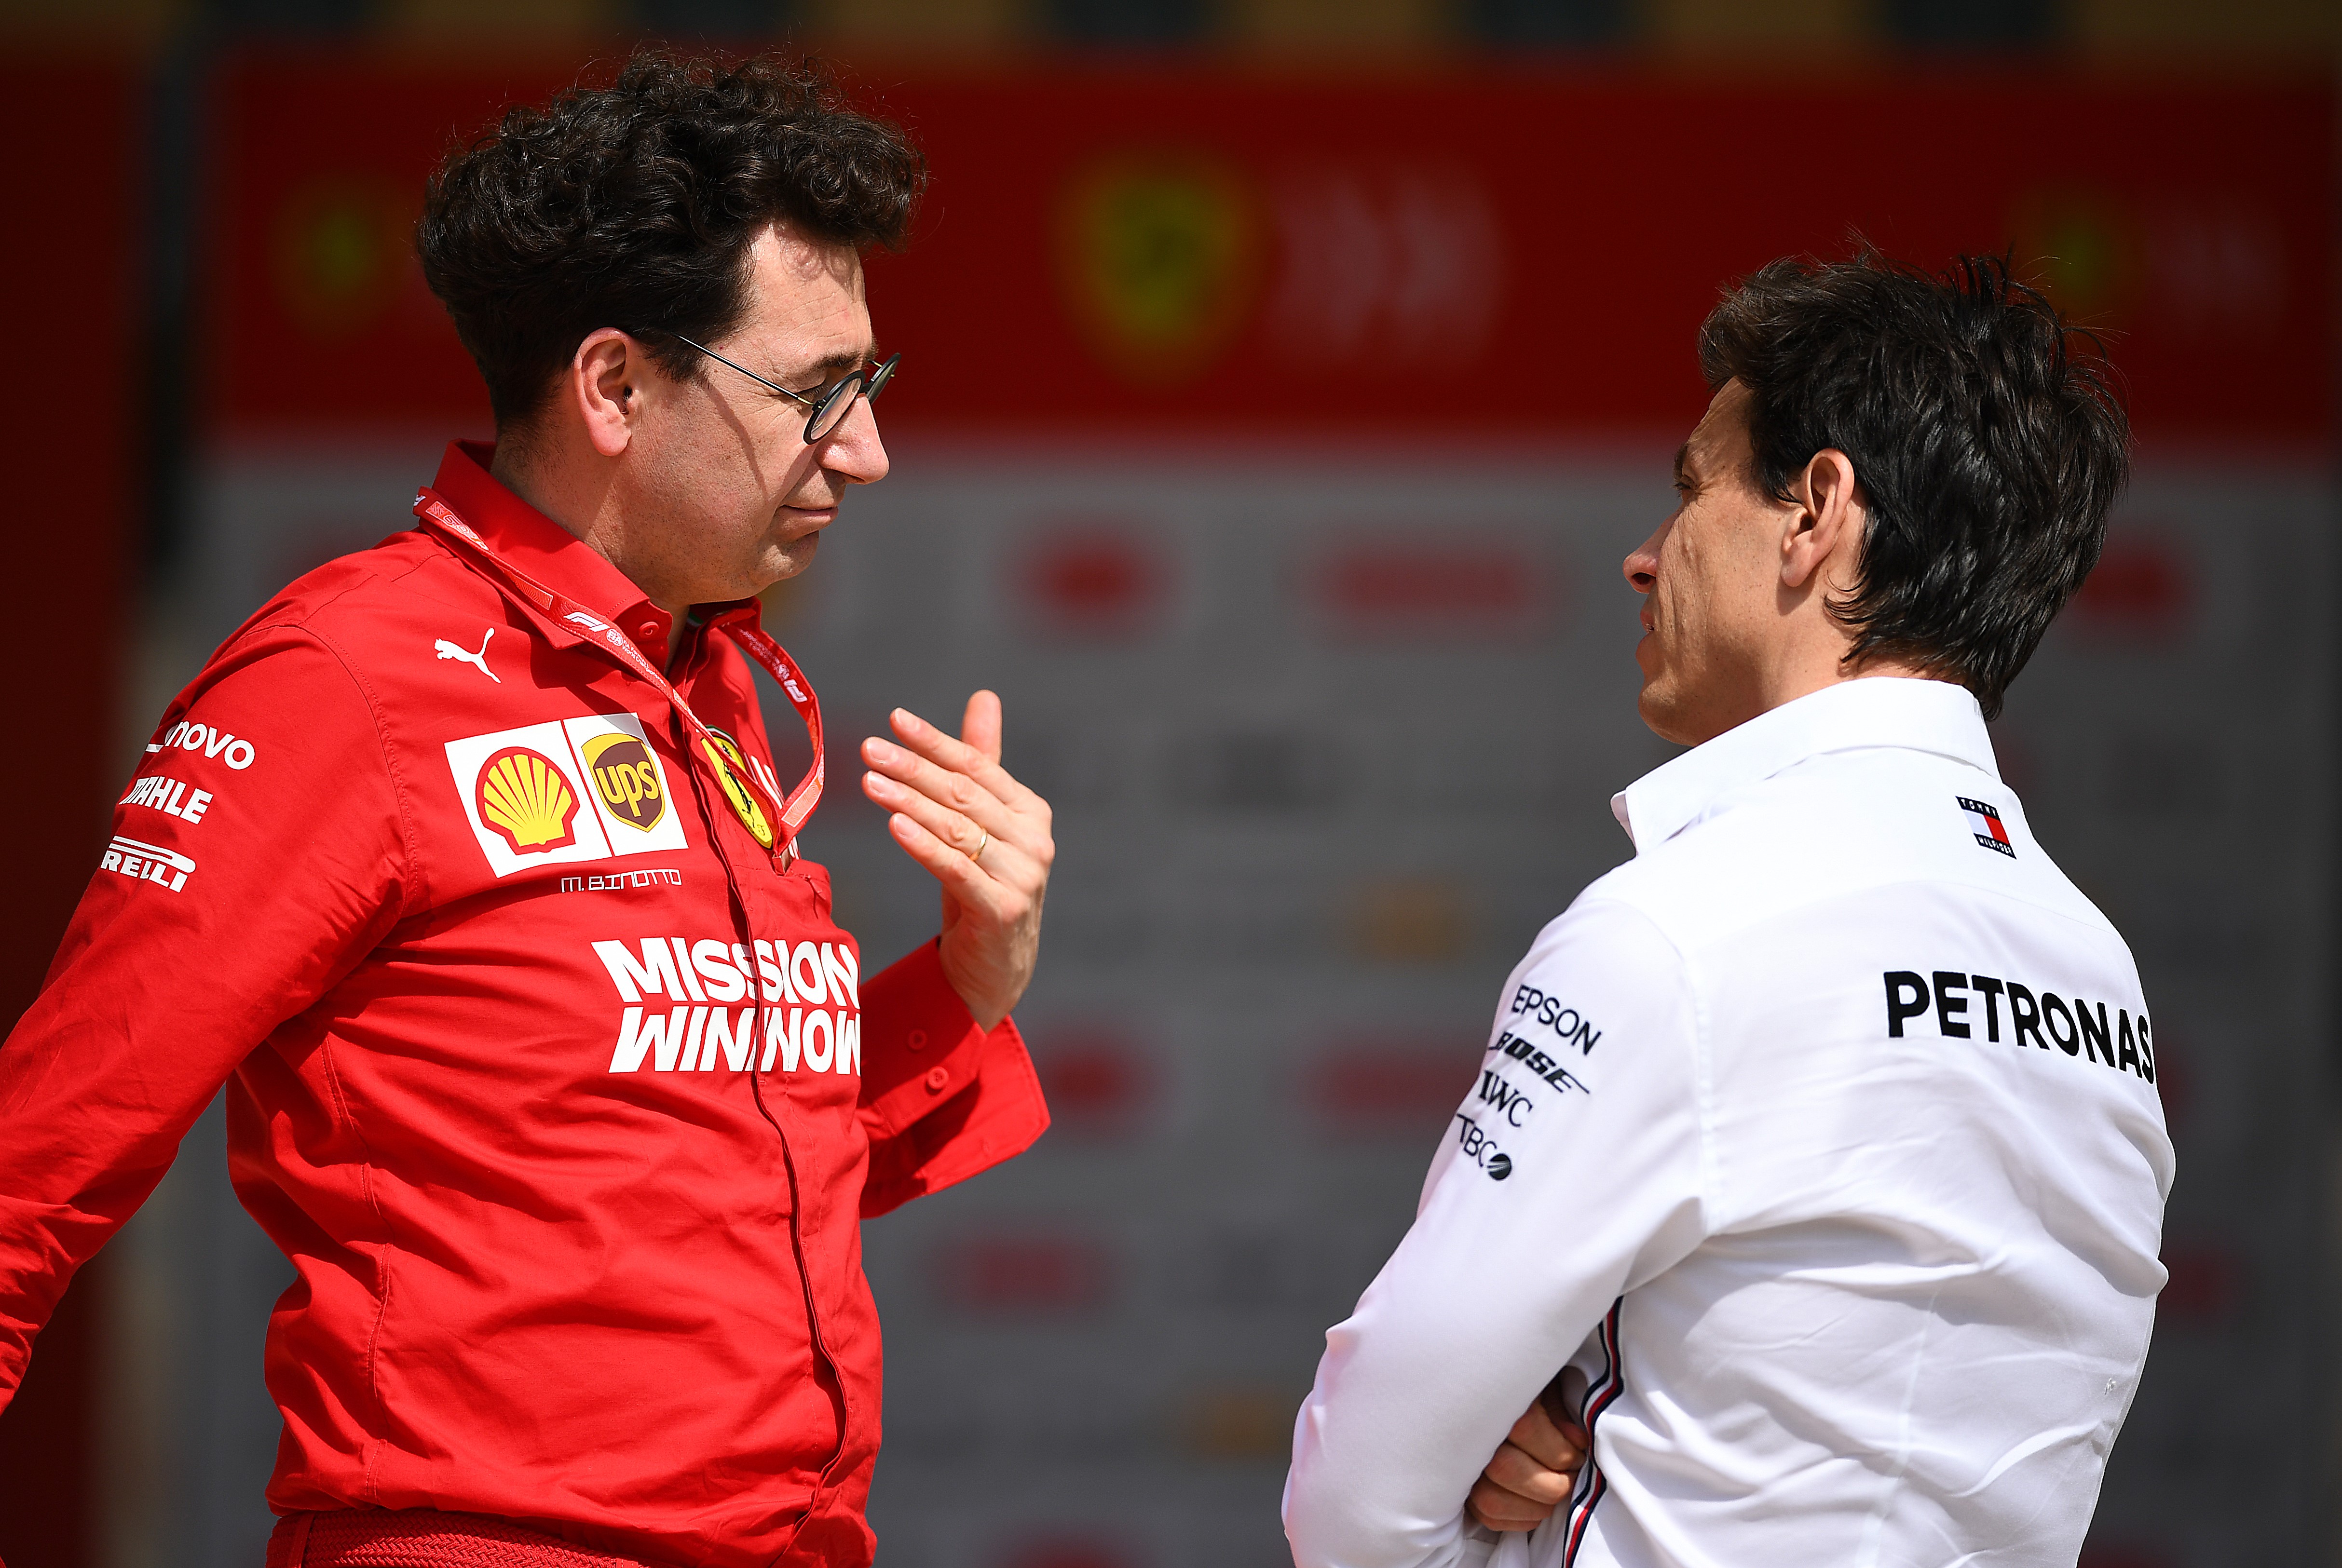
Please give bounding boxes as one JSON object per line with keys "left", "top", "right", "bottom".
{"left": 572, "top": 329, "right": 640, "bottom": 459}
{"left": 1781, "top": 449, "right": 1861, "bottom": 592}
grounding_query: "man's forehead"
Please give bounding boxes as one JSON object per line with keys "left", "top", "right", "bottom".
{"left": 1683, "top": 379, "right": 1751, "bottom": 468}
{"left": 759, "top": 221, "right": 865, "bottom": 285}
{"left": 739, "top": 227, "right": 873, "bottom": 366}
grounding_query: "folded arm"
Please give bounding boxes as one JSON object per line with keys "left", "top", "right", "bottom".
{"left": 1283, "top": 901, "right": 1708, "bottom": 1568}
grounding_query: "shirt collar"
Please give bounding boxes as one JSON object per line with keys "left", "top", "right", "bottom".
{"left": 429, "top": 440, "right": 677, "bottom": 665}
{"left": 1610, "top": 677, "right": 2001, "bottom": 851}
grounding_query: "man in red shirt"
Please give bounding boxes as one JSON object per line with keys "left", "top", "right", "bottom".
{"left": 0, "top": 51, "right": 1051, "bottom": 1568}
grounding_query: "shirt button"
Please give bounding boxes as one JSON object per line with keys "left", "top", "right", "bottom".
{"left": 923, "top": 1066, "right": 951, "bottom": 1094}
{"left": 906, "top": 1029, "right": 928, "bottom": 1052}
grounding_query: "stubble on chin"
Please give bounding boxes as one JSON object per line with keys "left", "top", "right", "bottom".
{"left": 1636, "top": 684, "right": 1687, "bottom": 746}
{"left": 1633, "top": 639, "right": 1673, "bottom": 740}
{"left": 734, "top": 529, "right": 815, "bottom": 597}
{"left": 774, "top": 528, "right": 820, "bottom": 574}
{"left": 1634, "top": 652, "right": 1707, "bottom": 748}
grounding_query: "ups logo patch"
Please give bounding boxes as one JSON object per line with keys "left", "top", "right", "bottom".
{"left": 584, "top": 732, "right": 665, "bottom": 833}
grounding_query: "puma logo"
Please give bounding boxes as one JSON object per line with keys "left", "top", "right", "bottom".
{"left": 434, "top": 628, "right": 502, "bottom": 684}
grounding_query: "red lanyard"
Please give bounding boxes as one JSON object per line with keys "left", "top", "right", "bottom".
{"left": 412, "top": 488, "right": 823, "bottom": 867}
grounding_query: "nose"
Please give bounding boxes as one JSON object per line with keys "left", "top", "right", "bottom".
{"left": 819, "top": 393, "right": 890, "bottom": 487}
{"left": 1623, "top": 519, "right": 1667, "bottom": 595}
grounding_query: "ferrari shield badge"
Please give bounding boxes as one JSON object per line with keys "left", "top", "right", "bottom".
{"left": 701, "top": 730, "right": 775, "bottom": 849}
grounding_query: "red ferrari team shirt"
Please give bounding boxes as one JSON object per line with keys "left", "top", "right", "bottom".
{"left": 0, "top": 442, "right": 1048, "bottom": 1568}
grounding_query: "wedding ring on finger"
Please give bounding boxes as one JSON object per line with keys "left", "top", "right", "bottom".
{"left": 969, "top": 828, "right": 990, "bottom": 865}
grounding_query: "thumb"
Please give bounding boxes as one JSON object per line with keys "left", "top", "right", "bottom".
{"left": 961, "top": 689, "right": 1003, "bottom": 765}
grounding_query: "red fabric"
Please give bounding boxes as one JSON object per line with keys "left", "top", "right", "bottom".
{"left": 269, "top": 1509, "right": 669, "bottom": 1567}
{"left": 0, "top": 443, "right": 1048, "bottom": 1568}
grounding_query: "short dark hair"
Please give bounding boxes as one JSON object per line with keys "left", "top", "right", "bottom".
{"left": 417, "top": 48, "right": 925, "bottom": 430}
{"left": 1698, "top": 251, "right": 2128, "bottom": 720}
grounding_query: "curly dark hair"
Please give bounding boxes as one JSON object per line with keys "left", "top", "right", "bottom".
{"left": 417, "top": 48, "right": 926, "bottom": 430}
{"left": 1698, "top": 251, "right": 2129, "bottom": 720}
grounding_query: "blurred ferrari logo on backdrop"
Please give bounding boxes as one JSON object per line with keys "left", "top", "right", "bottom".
{"left": 1058, "top": 154, "right": 1263, "bottom": 385}
{"left": 273, "top": 177, "right": 414, "bottom": 338}
{"left": 2011, "top": 189, "right": 2144, "bottom": 324}
{"left": 477, "top": 747, "right": 582, "bottom": 854}
{"left": 581, "top": 732, "right": 667, "bottom": 833}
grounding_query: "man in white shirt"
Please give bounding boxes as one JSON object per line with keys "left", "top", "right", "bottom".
{"left": 1284, "top": 253, "right": 2171, "bottom": 1568}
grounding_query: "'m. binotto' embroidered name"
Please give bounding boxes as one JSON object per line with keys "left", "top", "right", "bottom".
{"left": 592, "top": 936, "right": 860, "bottom": 1076}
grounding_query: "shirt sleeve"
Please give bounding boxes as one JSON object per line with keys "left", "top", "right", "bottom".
{"left": 1283, "top": 898, "right": 1709, "bottom": 1568}
{"left": 0, "top": 624, "right": 411, "bottom": 1410}
{"left": 856, "top": 939, "right": 1049, "bottom": 1219}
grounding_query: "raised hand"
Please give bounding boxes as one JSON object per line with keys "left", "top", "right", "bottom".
{"left": 859, "top": 691, "right": 1052, "bottom": 1030}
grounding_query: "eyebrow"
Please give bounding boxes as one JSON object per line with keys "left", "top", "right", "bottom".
{"left": 729, "top": 343, "right": 878, "bottom": 396}
{"left": 795, "top": 345, "right": 878, "bottom": 382}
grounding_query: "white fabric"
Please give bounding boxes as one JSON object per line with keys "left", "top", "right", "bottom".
{"left": 1285, "top": 677, "right": 2174, "bottom": 1568}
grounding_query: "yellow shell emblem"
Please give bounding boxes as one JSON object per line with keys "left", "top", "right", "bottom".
{"left": 476, "top": 747, "right": 580, "bottom": 853}
{"left": 702, "top": 731, "right": 774, "bottom": 849}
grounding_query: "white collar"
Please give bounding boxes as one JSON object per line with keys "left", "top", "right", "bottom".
{"left": 1610, "top": 677, "right": 2001, "bottom": 850}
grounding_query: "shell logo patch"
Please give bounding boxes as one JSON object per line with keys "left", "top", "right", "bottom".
{"left": 583, "top": 732, "right": 665, "bottom": 833}
{"left": 477, "top": 747, "right": 580, "bottom": 852}
{"left": 446, "top": 715, "right": 688, "bottom": 879}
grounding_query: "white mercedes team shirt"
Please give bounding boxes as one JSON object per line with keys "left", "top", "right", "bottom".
{"left": 1285, "top": 677, "right": 2173, "bottom": 1568}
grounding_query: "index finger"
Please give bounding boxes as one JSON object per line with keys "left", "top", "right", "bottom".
{"left": 961, "top": 689, "right": 1002, "bottom": 767}
{"left": 886, "top": 706, "right": 1038, "bottom": 810}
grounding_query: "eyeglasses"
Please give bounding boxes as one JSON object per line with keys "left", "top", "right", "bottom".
{"left": 666, "top": 331, "right": 898, "bottom": 443}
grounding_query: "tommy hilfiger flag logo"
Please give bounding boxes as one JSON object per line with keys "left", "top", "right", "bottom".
{"left": 1959, "top": 797, "right": 2015, "bottom": 858}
